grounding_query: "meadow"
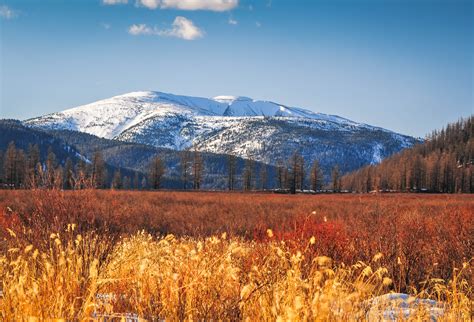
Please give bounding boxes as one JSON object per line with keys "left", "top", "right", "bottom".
{"left": 0, "top": 190, "right": 472, "bottom": 320}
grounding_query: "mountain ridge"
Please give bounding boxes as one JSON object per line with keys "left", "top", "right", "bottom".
{"left": 24, "top": 90, "right": 420, "bottom": 174}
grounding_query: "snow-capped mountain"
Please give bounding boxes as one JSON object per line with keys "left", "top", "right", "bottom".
{"left": 25, "top": 91, "right": 419, "bottom": 173}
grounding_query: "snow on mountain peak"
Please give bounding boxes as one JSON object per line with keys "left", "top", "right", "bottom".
{"left": 24, "top": 90, "right": 419, "bottom": 168}
{"left": 25, "top": 90, "right": 374, "bottom": 140}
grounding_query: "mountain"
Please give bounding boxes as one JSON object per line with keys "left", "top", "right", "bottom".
{"left": 342, "top": 116, "right": 473, "bottom": 193}
{"left": 25, "top": 91, "right": 419, "bottom": 174}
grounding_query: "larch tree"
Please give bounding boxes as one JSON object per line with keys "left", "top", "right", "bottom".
{"left": 192, "top": 147, "right": 203, "bottom": 190}
{"left": 180, "top": 149, "right": 192, "bottom": 190}
{"left": 149, "top": 156, "right": 165, "bottom": 190}
{"left": 243, "top": 157, "right": 254, "bottom": 191}
{"left": 259, "top": 163, "right": 268, "bottom": 190}
{"left": 64, "top": 158, "right": 74, "bottom": 190}
{"left": 227, "top": 154, "right": 237, "bottom": 191}
{"left": 91, "top": 151, "right": 106, "bottom": 189}
{"left": 111, "top": 170, "right": 122, "bottom": 189}
{"left": 331, "top": 165, "right": 340, "bottom": 192}
{"left": 310, "top": 160, "right": 323, "bottom": 191}
{"left": 4, "top": 142, "right": 17, "bottom": 188}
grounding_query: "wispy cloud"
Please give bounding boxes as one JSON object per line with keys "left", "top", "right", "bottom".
{"left": 101, "top": 22, "right": 112, "bottom": 29}
{"left": 0, "top": 5, "right": 17, "bottom": 19}
{"left": 102, "top": 0, "right": 128, "bottom": 4}
{"left": 255, "top": 21, "right": 261, "bottom": 28}
{"left": 136, "top": 0, "right": 238, "bottom": 11}
{"left": 128, "top": 16, "right": 204, "bottom": 40}
{"left": 228, "top": 18, "right": 237, "bottom": 25}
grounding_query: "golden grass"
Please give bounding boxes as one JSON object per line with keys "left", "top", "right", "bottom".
{"left": 1, "top": 228, "right": 472, "bottom": 321}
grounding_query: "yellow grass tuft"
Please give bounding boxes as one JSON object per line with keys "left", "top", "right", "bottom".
{"left": 1, "top": 229, "right": 471, "bottom": 321}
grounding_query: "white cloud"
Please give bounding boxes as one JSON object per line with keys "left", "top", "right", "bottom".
{"left": 101, "top": 23, "right": 112, "bottom": 29}
{"left": 136, "top": 0, "right": 238, "bottom": 11}
{"left": 255, "top": 21, "right": 261, "bottom": 28}
{"left": 0, "top": 5, "right": 17, "bottom": 19}
{"left": 128, "top": 24, "right": 154, "bottom": 35}
{"left": 102, "top": 0, "right": 128, "bottom": 4}
{"left": 228, "top": 18, "right": 237, "bottom": 25}
{"left": 128, "top": 16, "right": 204, "bottom": 40}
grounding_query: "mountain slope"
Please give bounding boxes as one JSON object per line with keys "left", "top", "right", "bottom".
{"left": 49, "top": 129, "right": 278, "bottom": 189}
{"left": 0, "top": 120, "right": 141, "bottom": 187}
{"left": 342, "top": 116, "right": 473, "bottom": 193}
{"left": 25, "top": 91, "right": 419, "bottom": 174}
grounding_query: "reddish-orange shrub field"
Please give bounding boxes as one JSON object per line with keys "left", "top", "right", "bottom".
{"left": 0, "top": 190, "right": 472, "bottom": 295}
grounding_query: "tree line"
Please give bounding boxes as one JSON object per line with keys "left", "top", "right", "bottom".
{"left": 341, "top": 116, "right": 474, "bottom": 193}
{"left": 8, "top": 114, "right": 472, "bottom": 194}
{"left": 0, "top": 141, "right": 342, "bottom": 193}
{"left": 0, "top": 142, "right": 145, "bottom": 190}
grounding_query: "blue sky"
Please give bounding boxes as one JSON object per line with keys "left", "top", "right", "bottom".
{"left": 0, "top": 0, "right": 472, "bottom": 137}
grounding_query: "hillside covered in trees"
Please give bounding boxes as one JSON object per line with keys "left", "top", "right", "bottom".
{"left": 342, "top": 116, "right": 473, "bottom": 193}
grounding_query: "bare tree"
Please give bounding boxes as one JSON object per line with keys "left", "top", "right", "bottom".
{"left": 91, "top": 151, "right": 106, "bottom": 188}
{"left": 192, "top": 147, "right": 203, "bottom": 190}
{"left": 310, "top": 160, "right": 323, "bottom": 191}
{"left": 149, "top": 156, "right": 165, "bottom": 189}
{"left": 227, "top": 154, "right": 237, "bottom": 191}
{"left": 331, "top": 165, "right": 340, "bottom": 192}
{"left": 276, "top": 159, "right": 287, "bottom": 190}
{"left": 180, "top": 149, "right": 192, "bottom": 190}
{"left": 111, "top": 170, "right": 122, "bottom": 189}
{"left": 289, "top": 151, "right": 304, "bottom": 194}
{"left": 243, "top": 157, "right": 254, "bottom": 191}
{"left": 259, "top": 163, "right": 268, "bottom": 190}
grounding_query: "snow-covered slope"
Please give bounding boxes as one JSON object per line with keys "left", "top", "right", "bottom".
{"left": 25, "top": 91, "right": 419, "bottom": 173}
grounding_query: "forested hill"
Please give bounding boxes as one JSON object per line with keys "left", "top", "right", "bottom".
{"left": 0, "top": 120, "right": 142, "bottom": 189}
{"left": 342, "top": 116, "right": 473, "bottom": 193}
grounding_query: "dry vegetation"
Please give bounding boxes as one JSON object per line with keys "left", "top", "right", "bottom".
{"left": 0, "top": 190, "right": 472, "bottom": 320}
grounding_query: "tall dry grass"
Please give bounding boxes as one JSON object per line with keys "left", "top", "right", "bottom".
{"left": 1, "top": 190, "right": 472, "bottom": 292}
{"left": 1, "top": 228, "right": 472, "bottom": 321}
{"left": 0, "top": 190, "right": 472, "bottom": 320}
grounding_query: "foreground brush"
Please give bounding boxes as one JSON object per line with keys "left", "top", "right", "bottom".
{"left": 1, "top": 228, "right": 471, "bottom": 321}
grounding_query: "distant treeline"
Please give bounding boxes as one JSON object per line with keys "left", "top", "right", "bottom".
{"left": 342, "top": 116, "right": 474, "bottom": 193}
{"left": 0, "top": 142, "right": 140, "bottom": 190}
{"left": 0, "top": 140, "right": 339, "bottom": 193}
{"left": 2, "top": 117, "right": 472, "bottom": 193}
